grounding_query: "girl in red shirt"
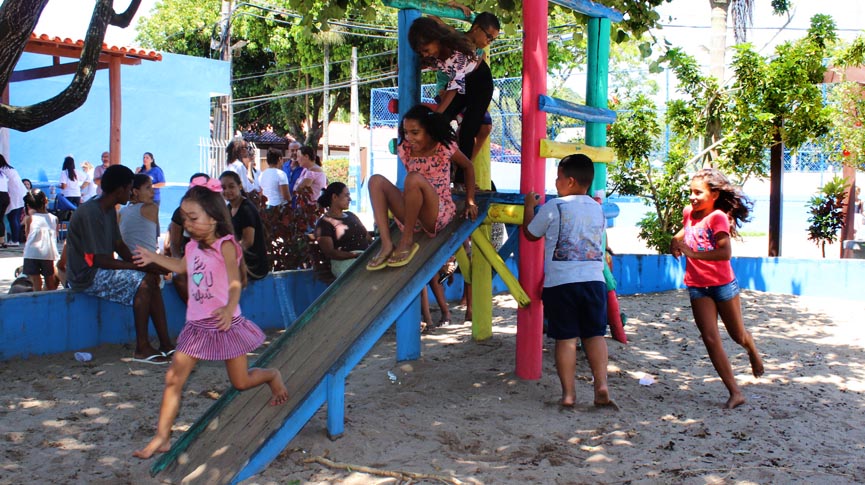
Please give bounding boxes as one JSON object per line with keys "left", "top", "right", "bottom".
{"left": 671, "top": 168, "right": 763, "bottom": 409}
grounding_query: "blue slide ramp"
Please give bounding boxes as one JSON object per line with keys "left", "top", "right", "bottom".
{"left": 151, "top": 201, "right": 489, "bottom": 484}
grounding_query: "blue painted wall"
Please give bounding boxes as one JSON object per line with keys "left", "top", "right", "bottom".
{"left": 1, "top": 255, "right": 862, "bottom": 361}
{"left": 7, "top": 52, "right": 229, "bottom": 185}
{"left": 0, "top": 271, "right": 326, "bottom": 360}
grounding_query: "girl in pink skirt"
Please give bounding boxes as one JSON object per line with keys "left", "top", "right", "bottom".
{"left": 131, "top": 178, "right": 288, "bottom": 459}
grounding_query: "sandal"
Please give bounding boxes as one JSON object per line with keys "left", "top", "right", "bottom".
{"left": 366, "top": 249, "right": 392, "bottom": 271}
{"left": 387, "top": 243, "right": 420, "bottom": 268}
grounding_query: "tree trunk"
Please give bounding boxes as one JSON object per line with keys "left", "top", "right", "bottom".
{"left": 768, "top": 123, "right": 783, "bottom": 257}
{"left": 708, "top": 0, "right": 730, "bottom": 83}
{"left": 0, "top": 0, "right": 50, "bottom": 90}
{"left": 839, "top": 164, "right": 856, "bottom": 257}
{"left": 0, "top": 0, "right": 141, "bottom": 132}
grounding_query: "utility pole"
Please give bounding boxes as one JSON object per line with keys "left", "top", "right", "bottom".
{"left": 322, "top": 44, "right": 330, "bottom": 161}
{"left": 219, "top": 0, "right": 233, "bottom": 140}
{"left": 349, "top": 46, "right": 360, "bottom": 211}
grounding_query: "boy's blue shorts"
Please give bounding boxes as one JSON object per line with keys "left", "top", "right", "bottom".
{"left": 542, "top": 281, "right": 607, "bottom": 340}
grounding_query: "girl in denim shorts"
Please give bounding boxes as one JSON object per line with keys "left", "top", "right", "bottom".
{"left": 671, "top": 168, "right": 764, "bottom": 410}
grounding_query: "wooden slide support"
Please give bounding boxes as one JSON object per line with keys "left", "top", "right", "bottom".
{"left": 539, "top": 139, "right": 615, "bottom": 163}
{"left": 488, "top": 203, "right": 523, "bottom": 225}
{"left": 151, "top": 202, "right": 490, "bottom": 484}
{"left": 470, "top": 231, "right": 530, "bottom": 307}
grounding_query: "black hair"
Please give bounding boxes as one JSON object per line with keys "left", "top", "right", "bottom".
{"left": 0, "top": 154, "right": 12, "bottom": 169}
{"left": 408, "top": 17, "right": 476, "bottom": 61}
{"left": 132, "top": 173, "right": 153, "bottom": 190}
{"left": 140, "top": 151, "right": 159, "bottom": 170}
{"left": 472, "top": 12, "right": 500, "bottom": 32}
{"left": 266, "top": 148, "right": 283, "bottom": 167}
{"left": 691, "top": 168, "right": 753, "bottom": 237}
{"left": 299, "top": 145, "right": 316, "bottom": 160}
{"left": 23, "top": 188, "right": 48, "bottom": 210}
{"left": 100, "top": 164, "right": 134, "bottom": 194}
{"left": 188, "top": 172, "right": 210, "bottom": 182}
{"left": 558, "top": 154, "right": 594, "bottom": 188}
{"left": 218, "top": 170, "right": 247, "bottom": 198}
{"left": 318, "top": 182, "right": 347, "bottom": 208}
{"left": 398, "top": 104, "right": 457, "bottom": 146}
{"left": 22, "top": 178, "right": 31, "bottom": 188}
{"left": 62, "top": 156, "right": 78, "bottom": 182}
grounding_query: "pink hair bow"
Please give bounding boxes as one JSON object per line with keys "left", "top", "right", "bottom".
{"left": 189, "top": 175, "right": 222, "bottom": 193}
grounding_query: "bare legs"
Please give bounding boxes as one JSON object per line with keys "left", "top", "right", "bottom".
{"left": 132, "top": 273, "right": 173, "bottom": 358}
{"left": 367, "top": 173, "right": 439, "bottom": 265}
{"left": 28, "top": 273, "right": 58, "bottom": 292}
{"left": 555, "top": 336, "right": 613, "bottom": 408}
{"left": 691, "top": 295, "right": 763, "bottom": 409}
{"left": 133, "top": 352, "right": 197, "bottom": 459}
{"left": 133, "top": 352, "right": 288, "bottom": 459}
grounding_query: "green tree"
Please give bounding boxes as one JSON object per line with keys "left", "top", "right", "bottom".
{"left": 608, "top": 94, "right": 691, "bottom": 253}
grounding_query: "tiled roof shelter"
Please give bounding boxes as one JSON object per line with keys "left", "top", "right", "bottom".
{"left": 6, "top": 33, "right": 162, "bottom": 164}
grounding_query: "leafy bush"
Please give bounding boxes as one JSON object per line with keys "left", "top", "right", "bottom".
{"left": 807, "top": 176, "right": 849, "bottom": 258}
{"left": 324, "top": 157, "right": 349, "bottom": 185}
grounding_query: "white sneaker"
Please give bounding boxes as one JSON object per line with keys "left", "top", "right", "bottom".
{"left": 6, "top": 242, "right": 19, "bottom": 247}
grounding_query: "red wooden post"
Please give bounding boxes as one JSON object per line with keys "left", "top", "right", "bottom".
{"left": 515, "top": 0, "right": 548, "bottom": 380}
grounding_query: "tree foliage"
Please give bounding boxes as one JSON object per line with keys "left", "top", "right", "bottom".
{"left": 608, "top": 94, "right": 690, "bottom": 253}
{"left": 608, "top": 14, "right": 839, "bottom": 254}
{"left": 820, "top": 35, "right": 865, "bottom": 171}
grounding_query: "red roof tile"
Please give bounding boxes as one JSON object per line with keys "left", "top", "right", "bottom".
{"left": 27, "top": 32, "right": 162, "bottom": 62}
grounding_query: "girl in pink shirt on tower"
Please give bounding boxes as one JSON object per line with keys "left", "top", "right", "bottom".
{"left": 131, "top": 178, "right": 288, "bottom": 459}
{"left": 671, "top": 168, "right": 764, "bottom": 410}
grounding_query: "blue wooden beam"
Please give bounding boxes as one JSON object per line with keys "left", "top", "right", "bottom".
{"left": 549, "top": 0, "right": 624, "bottom": 22}
{"left": 382, "top": 0, "right": 474, "bottom": 22}
{"left": 538, "top": 95, "right": 617, "bottom": 124}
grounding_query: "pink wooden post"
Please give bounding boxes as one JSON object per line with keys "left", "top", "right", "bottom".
{"left": 516, "top": 0, "right": 548, "bottom": 379}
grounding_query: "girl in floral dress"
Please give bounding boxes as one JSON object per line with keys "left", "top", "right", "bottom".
{"left": 366, "top": 104, "right": 477, "bottom": 270}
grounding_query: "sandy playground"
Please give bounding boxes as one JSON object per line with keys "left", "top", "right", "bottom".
{"left": 2, "top": 288, "right": 865, "bottom": 484}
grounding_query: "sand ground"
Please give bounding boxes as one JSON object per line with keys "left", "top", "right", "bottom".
{"left": 2, "top": 289, "right": 864, "bottom": 484}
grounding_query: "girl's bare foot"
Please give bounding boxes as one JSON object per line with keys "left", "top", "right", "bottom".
{"left": 132, "top": 435, "right": 171, "bottom": 459}
{"left": 725, "top": 392, "right": 746, "bottom": 409}
{"left": 593, "top": 389, "right": 620, "bottom": 410}
{"left": 748, "top": 349, "right": 764, "bottom": 378}
{"left": 268, "top": 371, "right": 289, "bottom": 406}
{"left": 560, "top": 393, "right": 576, "bottom": 408}
{"left": 366, "top": 243, "right": 393, "bottom": 271}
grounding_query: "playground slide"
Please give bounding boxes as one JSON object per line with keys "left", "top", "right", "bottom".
{"left": 151, "top": 201, "right": 489, "bottom": 484}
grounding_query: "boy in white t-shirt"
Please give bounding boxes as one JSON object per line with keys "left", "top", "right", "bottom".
{"left": 523, "top": 154, "right": 616, "bottom": 410}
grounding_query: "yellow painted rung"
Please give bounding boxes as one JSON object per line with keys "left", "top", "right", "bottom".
{"left": 539, "top": 139, "right": 615, "bottom": 162}
{"left": 470, "top": 232, "right": 531, "bottom": 308}
{"left": 454, "top": 245, "right": 471, "bottom": 284}
{"left": 488, "top": 203, "right": 524, "bottom": 225}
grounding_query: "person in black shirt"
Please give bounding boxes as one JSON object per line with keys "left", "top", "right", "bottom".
{"left": 219, "top": 171, "right": 270, "bottom": 280}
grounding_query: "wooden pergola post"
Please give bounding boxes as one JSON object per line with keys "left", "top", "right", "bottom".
{"left": 109, "top": 55, "right": 122, "bottom": 165}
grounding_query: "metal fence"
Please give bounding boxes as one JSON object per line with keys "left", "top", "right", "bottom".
{"left": 370, "top": 76, "right": 841, "bottom": 175}
{"left": 198, "top": 138, "right": 258, "bottom": 178}
{"left": 370, "top": 78, "right": 527, "bottom": 167}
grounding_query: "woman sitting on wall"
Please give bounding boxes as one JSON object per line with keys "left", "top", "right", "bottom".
{"left": 313, "top": 182, "right": 370, "bottom": 283}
